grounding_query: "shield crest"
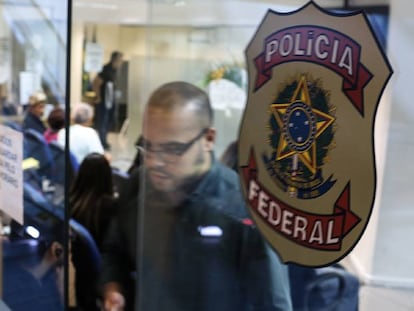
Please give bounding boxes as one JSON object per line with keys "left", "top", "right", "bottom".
{"left": 239, "top": 1, "right": 392, "bottom": 266}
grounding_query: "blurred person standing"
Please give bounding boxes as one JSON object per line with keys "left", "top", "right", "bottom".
{"left": 100, "top": 81, "right": 292, "bottom": 311}
{"left": 3, "top": 218, "right": 65, "bottom": 311}
{"left": 23, "top": 91, "right": 47, "bottom": 133}
{"left": 92, "top": 51, "right": 124, "bottom": 150}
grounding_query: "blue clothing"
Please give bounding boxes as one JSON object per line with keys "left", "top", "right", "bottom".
{"left": 3, "top": 265, "right": 62, "bottom": 311}
{"left": 23, "top": 111, "right": 46, "bottom": 134}
{"left": 101, "top": 159, "right": 292, "bottom": 311}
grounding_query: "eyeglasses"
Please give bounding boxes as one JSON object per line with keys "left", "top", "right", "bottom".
{"left": 140, "top": 128, "right": 208, "bottom": 162}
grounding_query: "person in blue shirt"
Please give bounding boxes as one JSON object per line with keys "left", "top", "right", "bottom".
{"left": 3, "top": 220, "right": 64, "bottom": 311}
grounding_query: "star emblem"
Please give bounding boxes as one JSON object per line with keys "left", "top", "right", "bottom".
{"left": 270, "top": 76, "right": 335, "bottom": 175}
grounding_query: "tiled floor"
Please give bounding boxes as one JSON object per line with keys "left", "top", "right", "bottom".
{"left": 359, "top": 286, "right": 414, "bottom": 310}
{"left": 107, "top": 132, "right": 414, "bottom": 311}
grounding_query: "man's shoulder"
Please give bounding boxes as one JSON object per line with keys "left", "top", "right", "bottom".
{"left": 99, "top": 63, "right": 115, "bottom": 79}
{"left": 23, "top": 112, "right": 38, "bottom": 125}
{"left": 211, "top": 162, "right": 241, "bottom": 190}
{"left": 201, "top": 163, "right": 249, "bottom": 220}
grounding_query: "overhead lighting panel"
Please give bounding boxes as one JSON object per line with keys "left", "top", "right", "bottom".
{"left": 74, "top": 1, "right": 118, "bottom": 10}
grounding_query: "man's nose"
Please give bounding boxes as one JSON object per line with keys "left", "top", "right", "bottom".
{"left": 145, "top": 151, "right": 167, "bottom": 167}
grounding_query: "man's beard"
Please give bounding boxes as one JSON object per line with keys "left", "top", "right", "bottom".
{"left": 147, "top": 148, "right": 208, "bottom": 196}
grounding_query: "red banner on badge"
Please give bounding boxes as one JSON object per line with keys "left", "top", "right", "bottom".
{"left": 242, "top": 149, "right": 360, "bottom": 251}
{"left": 254, "top": 26, "right": 372, "bottom": 115}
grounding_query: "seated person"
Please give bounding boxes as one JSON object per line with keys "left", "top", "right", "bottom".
{"left": 23, "top": 91, "right": 47, "bottom": 134}
{"left": 70, "top": 152, "right": 118, "bottom": 311}
{"left": 3, "top": 219, "right": 65, "bottom": 311}
{"left": 70, "top": 152, "right": 117, "bottom": 250}
{"left": 57, "top": 102, "right": 107, "bottom": 164}
{"left": 44, "top": 106, "right": 65, "bottom": 143}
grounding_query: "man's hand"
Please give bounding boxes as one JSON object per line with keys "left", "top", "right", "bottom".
{"left": 103, "top": 282, "right": 125, "bottom": 311}
{"left": 92, "top": 74, "right": 103, "bottom": 104}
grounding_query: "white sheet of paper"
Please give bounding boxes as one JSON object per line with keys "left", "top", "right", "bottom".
{"left": 84, "top": 42, "right": 104, "bottom": 72}
{"left": 0, "top": 125, "right": 23, "bottom": 224}
{"left": 208, "top": 79, "right": 246, "bottom": 111}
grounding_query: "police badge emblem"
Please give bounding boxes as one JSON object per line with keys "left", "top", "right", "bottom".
{"left": 240, "top": 2, "right": 392, "bottom": 266}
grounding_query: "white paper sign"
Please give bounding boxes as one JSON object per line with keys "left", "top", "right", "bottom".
{"left": 0, "top": 37, "right": 10, "bottom": 83}
{"left": 0, "top": 125, "right": 23, "bottom": 224}
{"left": 207, "top": 79, "right": 246, "bottom": 111}
{"left": 84, "top": 42, "right": 104, "bottom": 72}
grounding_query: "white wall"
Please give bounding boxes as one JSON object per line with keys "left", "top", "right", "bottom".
{"left": 70, "top": 22, "right": 83, "bottom": 106}
{"left": 70, "top": 23, "right": 255, "bottom": 150}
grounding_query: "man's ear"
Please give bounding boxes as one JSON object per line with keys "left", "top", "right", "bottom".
{"left": 204, "top": 127, "right": 216, "bottom": 151}
{"left": 50, "top": 241, "right": 63, "bottom": 259}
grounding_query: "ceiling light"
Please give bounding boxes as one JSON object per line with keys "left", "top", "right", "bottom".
{"left": 25, "top": 226, "right": 40, "bottom": 239}
{"left": 174, "top": 0, "right": 186, "bottom": 7}
{"left": 74, "top": 1, "right": 118, "bottom": 10}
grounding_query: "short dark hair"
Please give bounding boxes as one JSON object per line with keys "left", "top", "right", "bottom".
{"left": 110, "top": 51, "right": 123, "bottom": 63}
{"left": 47, "top": 107, "right": 65, "bottom": 131}
{"left": 147, "top": 81, "right": 213, "bottom": 128}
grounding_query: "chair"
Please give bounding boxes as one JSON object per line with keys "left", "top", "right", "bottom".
{"left": 3, "top": 239, "right": 40, "bottom": 262}
{"left": 2, "top": 238, "right": 42, "bottom": 309}
{"left": 48, "top": 141, "right": 79, "bottom": 186}
{"left": 70, "top": 219, "right": 102, "bottom": 311}
{"left": 288, "top": 263, "right": 360, "bottom": 311}
{"left": 23, "top": 129, "right": 55, "bottom": 180}
{"left": 21, "top": 181, "right": 64, "bottom": 233}
{"left": 4, "top": 120, "right": 22, "bottom": 132}
{"left": 3, "top": 236, "right": 63, "bottom": 311}
{"left": 8, "top": 182, "right": 63, "bottom": 269}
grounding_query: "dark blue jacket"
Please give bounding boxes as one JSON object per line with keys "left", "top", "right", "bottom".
{"left": 23, "top": 111, "right": 46, "bottom": 134}
{"left": 3, "top": 265, "right": 62, "bottom": 311}
{"left": 101, "top": 160, "right": 292, "bottom": 311}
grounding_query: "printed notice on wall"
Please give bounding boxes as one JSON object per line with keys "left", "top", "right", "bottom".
{"left": 84, "top": 42, "right": 104, "bottom": 72}
{"left": 0, "top": 124, "right": 23, "bottom": 224}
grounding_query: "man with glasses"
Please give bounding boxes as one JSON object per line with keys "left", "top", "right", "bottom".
{"left": 100, "top": 81, "right": 292, "bottom": 311}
